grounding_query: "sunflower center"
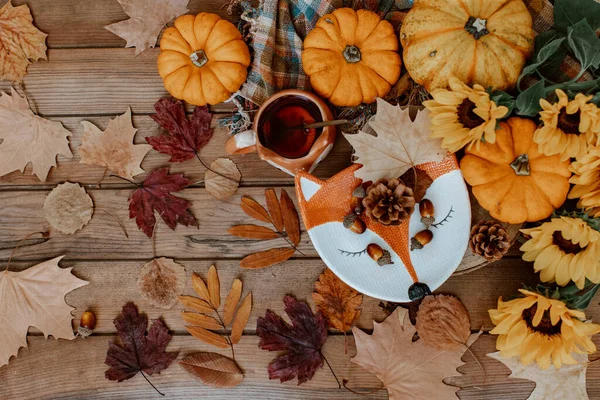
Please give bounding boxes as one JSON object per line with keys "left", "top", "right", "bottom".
{"left": 552, "top": 231, "right": 584, "bottom": 254}
{"left": 557, "top": 109, "right": 581, "bottom": 135}
{"left": 522, "top": 304, "right": 562, "bottom": 335}
{"left": 457, "top": 99, "right": 485, "bottom": 129}
{"left": 343, "top": 45, "right": 362, "bottom": 63}
{"left": 190, "top": 50, "right": 209, "bottom": 68}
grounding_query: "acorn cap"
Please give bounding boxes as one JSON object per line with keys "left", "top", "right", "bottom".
{"left": 343, "top": 214, "right": 357, "bottom": 228}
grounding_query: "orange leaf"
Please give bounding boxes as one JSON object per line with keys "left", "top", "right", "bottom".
{"left": 207, "top": 265, "right": 220, "bottom": 309}
{"left": 227, "top": 225, "right": 280, "bottom": 240}
{"left": 280, "top": 190, "right": 301, "bottom": 246}
{"left": 241, "top": 196, "right": 271, "bottom": 224}
{"left": 265, "top": 189, "right": 284, "bottom": 232}
{"left": 178, "top": 295, "right": 213, "bottom": 313}
{"left": 312, "top": 268, "right": 362, "bottom": 333}
{"left": 230, "top": 293, "right": 252, "bottom": 344}
{"left": 186, "top": 326, "right": 229, "bottom": 349}
{"left": 179, "top": 352, "right": 243, "bottom": 388}
{"left": 240, "top": 247, "right": 295, "bottom": 269}
{"left": 191, "top": 273, "right": 211, "bottom": 304}
{"left": 182, "top": 312, "right": 222, "bottom": 330}
{"left": 223, "top": 279, "right": 242, "bottom": 326}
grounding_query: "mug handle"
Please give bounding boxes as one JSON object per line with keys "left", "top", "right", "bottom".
{"left": 225, "top": 130, "right": 258, "bottom": 155}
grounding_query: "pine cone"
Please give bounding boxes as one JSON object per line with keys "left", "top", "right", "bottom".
{"left": 469, "top": 220, "right": 510, "bottom": 261}
{"left": 363, "top": 179, "right": 415, "bottom": 225}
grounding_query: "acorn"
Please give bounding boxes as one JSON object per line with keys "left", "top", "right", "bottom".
{"left": 410, "top": 229, "right": 433, "bottom": 251}
{"left": 351, "top": 186, "right": 366, "bottom": 215}
{"left": 367, "top": 243, "right": 393, "bottom": 266}
{"left": 78, "top": 311, "right": 96, "bottom": 338}
{"left": 419, "top": 199, "right": 435, "bottom": 228}
{"left": 343, "top": 214, "right": 366, "bottom": 234}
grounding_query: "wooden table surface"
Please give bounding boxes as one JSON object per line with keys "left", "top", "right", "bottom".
{"left": 2, "top": 1, "right": 600, "bottom": 399}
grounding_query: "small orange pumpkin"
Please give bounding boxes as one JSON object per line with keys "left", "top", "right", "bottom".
{"left": 302, "top": 8, "right": 401, "bottom": 107}
{"left": 460, "top": 118, "right": 571, "bottom": 224}
{"left": 158, "top": 13, "right": 251, "bottom": 106}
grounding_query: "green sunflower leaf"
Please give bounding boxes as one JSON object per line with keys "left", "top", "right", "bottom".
{"left": 515, "top": 80, "right": 546, "bottom": 116}
{"left": 517, "top": 37, "right": 566, "bottom": 91}
{"left": 490, "top": 90, "right": 515, "bottom": 117}
{"left": 554, "top": 0, "right": 600, "bottom": 33}
{"left": 567, "top": 19, "right": 600, "bottom": 71}
{"left": 559, "top": 281, "right": 600, "bottom": 310}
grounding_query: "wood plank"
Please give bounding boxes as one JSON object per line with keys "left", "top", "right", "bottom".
{"left": 11, "top": 0, "right": 240, "bottom": 49}
{"left": 0, "top": 336, "right": 386, "bottom": 400}
{"left": 0, "top": 115, "right": 352, "bottom": 188}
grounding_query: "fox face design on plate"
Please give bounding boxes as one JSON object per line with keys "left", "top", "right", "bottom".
{"left": 295, "top": 156, "right": 471, "bottom": 302}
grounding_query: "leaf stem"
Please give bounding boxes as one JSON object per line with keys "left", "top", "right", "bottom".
{"left": 319, "top": 350, "right": 341, "bottom": 389}
{"left": 212, "top": 306, "right": 236, "bottom": 361}
{"left": 194, "top": 150, "right": 239, "bottom": 183}
{"left": 464, "top": 344, "right": 486, "bottom": 386}
{"left": 5, "top": 232, "right": 47, "bottom": 272}
{"left": 109, "top": 174, "right": 142, "bottom": 187}
{"left": 342, "top": 379, "right": 385, "bottom": 395}
{"left": 97, "top": 209, "right": 128, "bottom": 238}
{"left": 140, "top": 370, "right": 165, "bottom": 396}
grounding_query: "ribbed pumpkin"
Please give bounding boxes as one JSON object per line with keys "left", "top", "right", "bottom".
{"left": 302, "top": 8, "right": 401, "bottom": 107}
{"left": 460, "top": 118, "right": 571, "bottom": 224}
{"left": 157, "top": 13, "right": 251, "bottom": 106}
{"left": 400, "top": 0, "right": 535, "bottom": 93}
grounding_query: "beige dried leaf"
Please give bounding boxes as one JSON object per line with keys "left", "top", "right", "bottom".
{"left": 178, "top": 295, "right": 213, "bottom": 313}
{"left": 205, "top": 158, "right": 241, "bottom": 200}
{"left": 79, "top": 108, "right": 151, "bottom": 180}
{"left": 180, "top": 352, "right": 243, "bottom": 388}
{"left": 181, "top": 312, "right": 222, "bottom": 330}
{"left": 223, "top": 279, "right": 242, "bottom": 326}
{"left": 136, "top": 257, "right": 186, "bottom": 309}
{"left": 0, "top": 88, "right": 72, "bottom": 182}
{"left": 227, "top": 225, "right": 280, "bottom": 240}
{"left": 230, "top": 292, "right": 252, "bottom": 344}
{"left": 44, "top": 182, "right": 94, "bottom": 234}
{"left": 344, "top": 99, "right": 445, "bottom": 183}
{"left": 105, "top": 0, "right": 189, "bottom": 55}
{"left": 241, "top": 196, "right": 272, "bottom": 223}
{"left": 265, "top": 189, "right": 284, "bottom": 232}
{"left": 0, "top": 1, "right": 47, "bottom": 82}
{"left": 207, "top": 265, "right": 220, "bottom": 309}
{"left": 191, "top": 272, "right": 211, "bottom": 304}
{"left": 0, "top": 256, "right": 88, "bottom": 367}
{"left": 415, "top": 294, "right": 471, "bottom": 350}
{"left": 186, "top": 326, "right": 229, "bottom": 349}
{"left": 280, "top": 190, "right": 301, "bottom": 246}
{"left": 239, "top": 247, "right": 295, "bottom": 269}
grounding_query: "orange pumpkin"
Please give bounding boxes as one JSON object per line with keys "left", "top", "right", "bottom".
{"left": 460, "top": 118, "right": 571, "bottom": 224}
{"left": 158, "top": 13, "right": 251, "bottom": 106}
{"left": 400, "top": 0, "right": 535, "bottom": 92}
{"left": 302, "top": 8, "right": 401, "bottom": 107}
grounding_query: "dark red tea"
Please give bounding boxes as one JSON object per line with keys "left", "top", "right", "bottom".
{"left": 257, "top": 96, "right": 323, "bottom": 159}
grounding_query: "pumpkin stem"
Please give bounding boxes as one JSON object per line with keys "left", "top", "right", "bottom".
{"left": 465, "top": 17, "right": 489, "bottom": 39}
{"left": 343, "top": 45, "right": 361, "bottom": 63}
{"left": 190, "top": 50, "right": 209, "bottom": 68}
{"left": 510, "top": 154, "right": 530, "bottom": 176}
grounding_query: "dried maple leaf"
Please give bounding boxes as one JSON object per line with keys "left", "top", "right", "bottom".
{"left": 105, "top": 0, "right": 189, "bottom": 55}
{"left": 180, "top": 352, "right": 243, "bottom": 388}
{"left": 136, "top": 257, "right": 187, "bottom": 309}
{"left": 487, "top": 352, "right": 588, "bottom": 400}
{"left": 79, "top": 108, "right": 151, "bottom": 180}
{"left": 0, "top": 256, "right": 88, "bottom": 367}
{"left": 105, "top": 302, "right": 179, "bottom": 395}
{"left": 43, "top": 182, "right": 94, "bottom": 234}
{"left": 344, "top": 98, "right": 445, "bottom": 183}
{"left": 352, "top": 308, "right": 481, "bottom": 400}
{"left": 0, "top": 88, "right": 72, "bottom": 182}
{"left": 128, "top": 168, "right": 198, "bottom": 237}
{"left": 415, "top": 294, "right": 471, "bottom": 350}
{"left": 256, "top": 295, "right": 328, "bottom": 385}
{"left": 0, "top": 1, "right": 47, "bottom": 82}
{"left": 147, "top": 98, "right": 213, "bottom": 162}
{"left": 312, "top": 268, "right": 362, "bottom": 335}
{"left": 205, "top": 158, "right": 241, "bottom": 200}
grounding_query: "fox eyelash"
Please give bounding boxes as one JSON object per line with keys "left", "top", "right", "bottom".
{"left": 432, "top": 206, "right": 454, "bottom": 228}
{"left": 338, "top": 248, "right": 366, "bottom": 257}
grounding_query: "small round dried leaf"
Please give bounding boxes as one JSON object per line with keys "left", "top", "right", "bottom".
{"left": 415, "top": 294, "right": 470, "bottom": 350}
{"left": 137, "top": 257, "right": 187, "bottom": 309}
{"left": 43, "top": 182, "right": 94, "bottom": 234}
{"left": 205, "top": 158, "right": 241, "bottom": 200}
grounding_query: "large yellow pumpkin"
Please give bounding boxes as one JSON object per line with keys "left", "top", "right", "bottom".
{"left": 158, "top": 13, "right": 251, "bottom": 106}
{"left": 302, "top": 8, "right": 401, "bottom": 107}
{"left": 461, "top": 118, "right": 571, "bottom": 224}
{"left": 400, "top": 0, "right": 535, "bottom": 93}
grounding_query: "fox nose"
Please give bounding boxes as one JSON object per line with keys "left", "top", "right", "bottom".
{"left": 408, "top": 282, "right": 431, "bottom": 301}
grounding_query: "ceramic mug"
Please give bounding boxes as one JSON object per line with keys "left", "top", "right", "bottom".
{"left": 225, "top": 89, "right": 336, "bottom": 176}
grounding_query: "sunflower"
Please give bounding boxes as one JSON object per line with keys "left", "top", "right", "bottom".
{"left": 489, "top": 289, "right": 600, "bottom": 369}
{"left": 423, "top": 77, "right": 509, "bottom": 153}
{"left": 520, "top": 217, "right": 600, "bottom": 289}
{"left": 534, "top": 89, "right": 600, "bottom": 161}
{"left": 569, "top": 146, "right": 600, "bottom": 217}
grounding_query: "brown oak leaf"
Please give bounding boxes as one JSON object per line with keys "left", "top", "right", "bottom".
{"left": 415, "top": 294, "right": 471, "bottom": 351}
{"left": 105, "top": 0, "right": 190, "bottom": 55}
{"left": 256, "top": 295, "right": 328, "bottom": 385}
{"left": 0, "top": 1, "right": 47, "bottom": 82}
{"left": 136, "top": 257, "right": 187, "bottom": 309}
{"left": 105, "top": 302, "right": 179, "bottom": 395}
{"left": 79, "top": 108, "right": 151, "bottom": 180}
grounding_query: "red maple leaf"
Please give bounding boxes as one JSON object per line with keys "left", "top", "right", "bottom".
{"left": 256, "top": 295, "right": 328, "bottom": 385}
{"left": 128, "top": 168, "right": 198, "bottom": 237}
{"left": 105, "top": 302, "right": 179, "bottom": 395}
{"left": 146, "top": 98, "right": 213, "bottom": 162}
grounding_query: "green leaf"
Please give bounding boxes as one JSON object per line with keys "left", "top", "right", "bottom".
{"left": 517, "top": 37, "right": 566, "bottom": 90}
{"left": 567, "top": 19, "right": 600, "bottom": 70}
{"left": 592, "top": 93, "right": 600, "bottom": 106}
{"left": 559, "top": 281, "right": 600, "bottom": 310}
{"left": 516, "top": 80, "right": 546, "bottom": 116}
{"left": 490, "top": 91, "right": 515, "bottom": 117}
{"left": 554, "top": 0, "right": 600, "bottom": 33}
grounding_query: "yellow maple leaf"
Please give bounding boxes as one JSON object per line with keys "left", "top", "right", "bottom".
{"left": 0, "top": 88, "right": 72, "bottom": 182}
{"left": 79, "top": 108, "right": 152, "bottom": 180}
{"left": 0, "top": 256, "right": 88, "bottom": 367}
{"left": 0, "top": 1, "right": 47, "bottom": 82}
